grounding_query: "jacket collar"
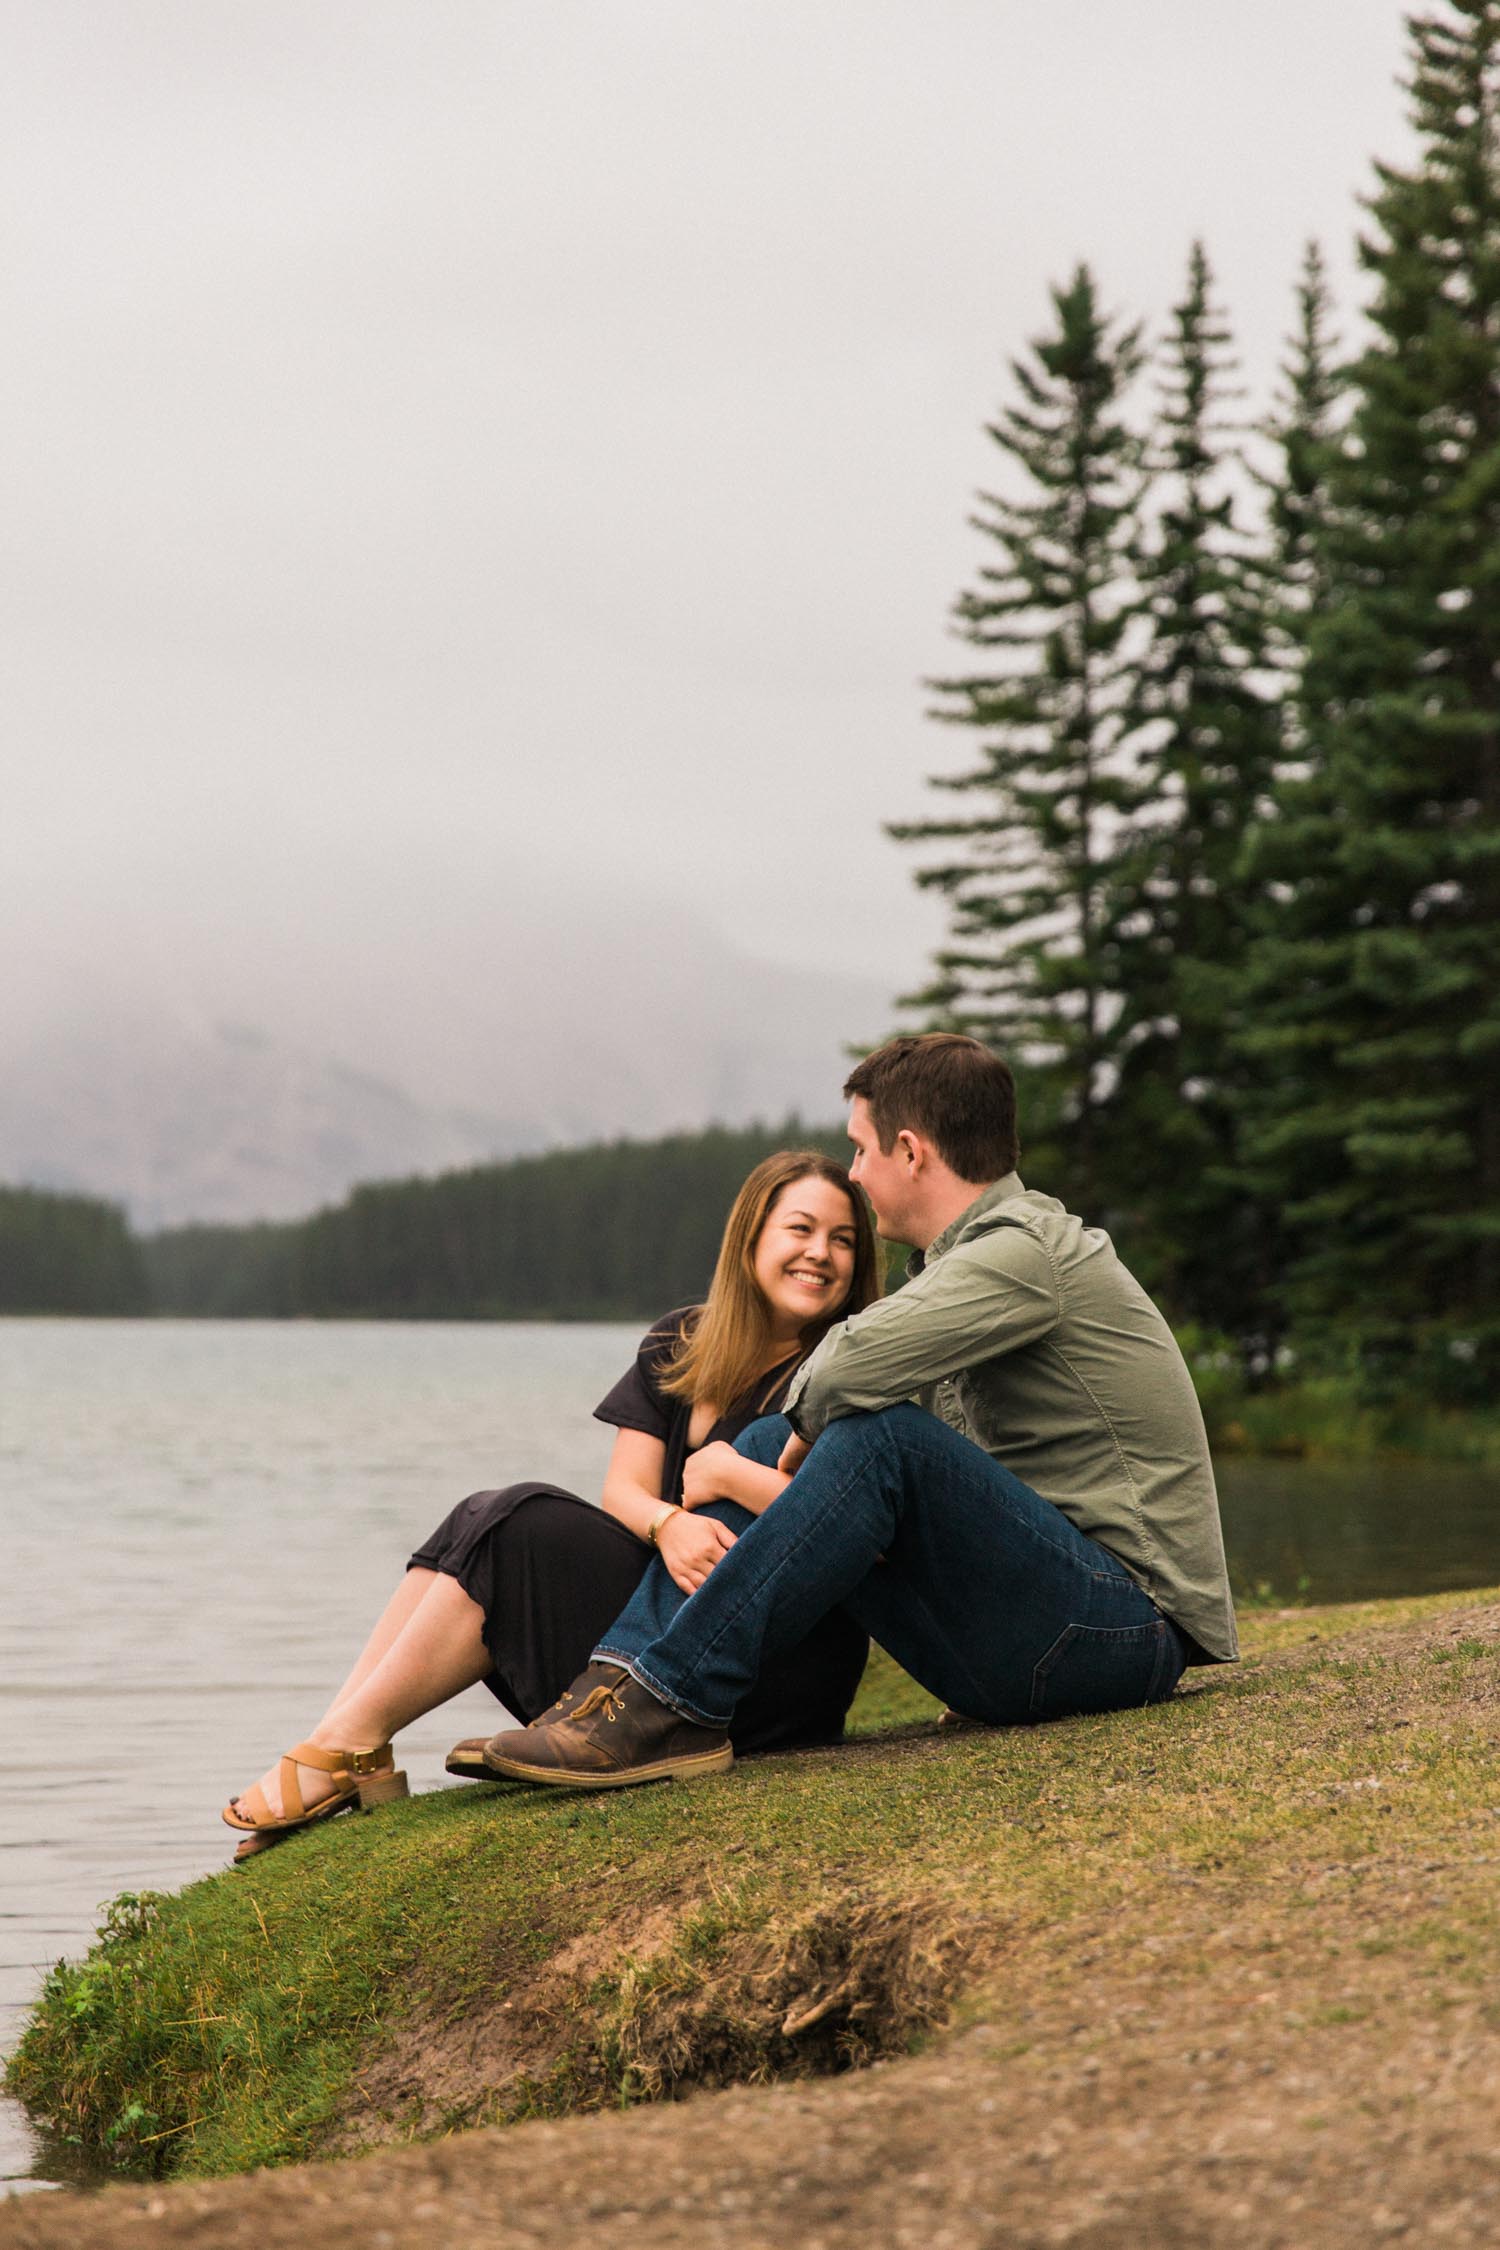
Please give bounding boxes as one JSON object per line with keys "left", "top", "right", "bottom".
{"left": 909, "top": 1173, "right": 1026, "bottom": 1273}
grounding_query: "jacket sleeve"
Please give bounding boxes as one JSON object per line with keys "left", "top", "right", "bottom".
{"left": 783, "top": 1222, "right": 1061, "bottom": 1440}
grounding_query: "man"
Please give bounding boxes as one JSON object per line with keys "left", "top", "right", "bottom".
{"left": 462, "top": 1033, "right": 1237, "bottom": 1787}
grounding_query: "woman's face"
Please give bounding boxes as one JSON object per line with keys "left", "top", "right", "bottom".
{"left": 752, "top": 1174, "right": 859, "bottom": 1340}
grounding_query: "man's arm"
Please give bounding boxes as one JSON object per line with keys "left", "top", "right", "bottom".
{"left": 783, "top": 1223, "right": 1060, "bottom": 1443}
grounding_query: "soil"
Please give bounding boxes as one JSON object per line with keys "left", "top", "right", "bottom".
{"left": 336, "top": 1884, "right": 985, "bottom": 2147}
{"left": 4, "top": 1600, "right": 1498, "bottom": 2249}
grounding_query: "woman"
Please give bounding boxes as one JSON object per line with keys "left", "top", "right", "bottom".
{"left": 224, "top": 1150, "right": 880, "bottom": 1857}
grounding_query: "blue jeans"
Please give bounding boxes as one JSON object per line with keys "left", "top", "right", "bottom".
{"left": 596, "top": 1405, "right": 1185, "bottom": 1728}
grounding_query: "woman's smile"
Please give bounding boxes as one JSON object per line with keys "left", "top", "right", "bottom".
{"left": 752, "top": 1175, "right": 859, "bottom": 1338}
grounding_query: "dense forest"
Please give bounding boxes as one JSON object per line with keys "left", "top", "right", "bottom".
{"left": 5, "top": 6, "right": 1497, "bottom": 1409}
{"left": 0, "top": 1188, "right": 148, "bottom": 1315}
{"left": 895, "top": 3, "right": 1500, "bottom": 1403}
{"left": 0, "top": 1123, "right": 845, "bottom": 1322}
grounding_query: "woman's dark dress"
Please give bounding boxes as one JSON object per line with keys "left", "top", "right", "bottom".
{"left": 408, "top": 1311, "right": 868, "bottom": 1754}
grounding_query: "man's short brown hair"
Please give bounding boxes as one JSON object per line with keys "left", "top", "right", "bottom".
{"left": 843, "top": 1034, "right": 1018, "bottom": 1182}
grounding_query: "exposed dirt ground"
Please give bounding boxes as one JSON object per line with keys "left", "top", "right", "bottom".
{"left": 5, "top": 1600, "right": 1498, "bottom": 2249}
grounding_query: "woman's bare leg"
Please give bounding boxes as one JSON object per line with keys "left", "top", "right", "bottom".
{"left": 320, "top": 1566, "right": 436, "bottom": 1716}
{"left": 315, "top": 1572, "right": 491, "bottom": 1750}
{"left": 230, "top": 1573, "right": 490, "bottom": 1838}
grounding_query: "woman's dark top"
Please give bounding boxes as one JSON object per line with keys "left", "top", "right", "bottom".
{"left": 409, "top": 1309, "right": 868, "bottom": 1755}
{"left": 592, "top": 1308, "right": 802, "bottom": 1502}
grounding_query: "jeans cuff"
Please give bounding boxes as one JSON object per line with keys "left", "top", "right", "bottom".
{"left": 594, "top": 1647, "right": 731, "bottom": 1731}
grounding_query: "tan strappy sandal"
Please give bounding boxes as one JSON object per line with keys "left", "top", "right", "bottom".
{"left": 222, "top": 1741, "right": 409, "bottom": 1840}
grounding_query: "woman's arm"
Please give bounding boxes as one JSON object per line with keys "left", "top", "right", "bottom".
{"left": 599, "top": 1426, "right": 673, "bottom": 1539}
{"left": 678, "top": 1441, "right": 790, "bottom": 1517}
{"left": 600, "top": 1428, "right": 738, "bottom": 1595}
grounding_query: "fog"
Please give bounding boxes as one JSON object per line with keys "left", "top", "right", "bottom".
{"left": 2, "top": 1, "right": 1415, "bottom": 1215}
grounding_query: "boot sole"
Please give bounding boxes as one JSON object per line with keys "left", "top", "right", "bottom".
{"left": 444, "top": 1753, "right": 495, "bottom": 1782}
{"left": 480, "top": 1744, "right": 734, "bottom": 1788}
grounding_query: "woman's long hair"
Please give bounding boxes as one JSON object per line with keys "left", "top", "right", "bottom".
{"left": 660, "top": 1150, "right": 881, "bottom": 1409}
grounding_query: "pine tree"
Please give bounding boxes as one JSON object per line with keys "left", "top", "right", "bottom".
{"left": 1209, "top": 247, "right": 1347, "bottom": 1361}
{"left": 891, "top": 266, "right": 1145, "bottom": 1203}
{"left": 1240, "top": 1, "right": 1500, "bottom": 1397}
{"left": 1260, "top": 240, "right": 1345, "bottom": 685}
{"left": 1101, "top": 243, "right": 1283, "bottom": 1330}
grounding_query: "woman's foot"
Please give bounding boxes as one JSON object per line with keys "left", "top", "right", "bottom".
{"left": 231, "top": 1828, "right": 279, "bottom": 1864}
{"left": 227, "top": 1738, "right": 374, "bottom": 1828}
{"left": 222, "top": 1738, "right": 407, "bottom": 1844}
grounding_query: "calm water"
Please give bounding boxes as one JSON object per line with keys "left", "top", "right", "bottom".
{"left": 2, "top": 1319, "right": 1496, "bottom": 2192}
{"left": 0, "top": 1317, "right": 632, "bottom": 2192}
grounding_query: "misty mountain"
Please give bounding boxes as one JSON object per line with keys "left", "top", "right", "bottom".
{"left": 0, "top": 913, "right": 893, "bottom": 1226}
{"left": 0, "top": 1012, "right": 525, "bottom": 1230}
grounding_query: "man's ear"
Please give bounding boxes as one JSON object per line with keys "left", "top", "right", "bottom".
{"left": 896, "top": 1128, "right": 924, "bottom": 1173}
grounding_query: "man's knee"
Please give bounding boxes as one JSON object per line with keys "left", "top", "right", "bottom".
{"left": 805, "top": 1402, "right": 930, "bottom": 1459}
{"left": 736, "top": 1402, "right": 929, "bottom": 1476}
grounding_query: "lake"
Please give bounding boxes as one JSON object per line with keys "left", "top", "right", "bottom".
{"left": 2, "top": 1317, "right": 1496, "bottom": 2191}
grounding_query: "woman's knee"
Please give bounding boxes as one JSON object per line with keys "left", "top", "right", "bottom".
{"left": 474, "top": 1482, "right": 544, "bottom": 1512}
{"left": 691, "top": 1497, "right": 757, "bottom": 1534}
{"left": 733, "top": 1413, "right": 791, "bottom": 1467}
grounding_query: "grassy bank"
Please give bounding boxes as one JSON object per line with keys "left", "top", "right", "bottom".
{"left": 9, "top": 1587, "right": 1500, "bottom": 2194}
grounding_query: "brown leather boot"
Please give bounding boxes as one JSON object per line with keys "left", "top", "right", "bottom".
{"left": 479, "top": 1665, "right": 732, "bottom": 1788}
{"left": 445, "top": 1662, "right": 625, "bottom": 1782}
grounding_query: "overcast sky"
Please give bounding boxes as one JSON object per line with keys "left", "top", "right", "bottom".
{"left": 5, "top": 1, "right": 1417, "bottom": 1072}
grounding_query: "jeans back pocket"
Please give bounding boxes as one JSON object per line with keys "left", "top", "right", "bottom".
{"left": 1029, "top": 1616, "right": 1179, "bottom": 1721}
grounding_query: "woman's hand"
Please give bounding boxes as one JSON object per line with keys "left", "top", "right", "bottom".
{"left": 656, "top": 1506, "right": 736, "bottom": 1595}
{"left": 682, "top": 1441, "right": 791, "bottom": 1520}
{"left": 778, "top": 1430, "right": 811, "bottom": 1476}
{"left": 679, "top": 1441, "right": 747, "bottom": 1511}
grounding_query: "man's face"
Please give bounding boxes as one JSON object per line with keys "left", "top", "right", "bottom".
{"left": 846, "top": 1096, "right": 917, "bottom": 1244}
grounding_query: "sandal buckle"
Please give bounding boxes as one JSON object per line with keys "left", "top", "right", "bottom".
{"left": 347, "top": 1750, "right": 381, "bottom": 1776}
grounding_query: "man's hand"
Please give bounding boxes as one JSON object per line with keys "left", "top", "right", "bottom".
{"left": 777, "top": 1430, "right": 811, "bottom": 1477}
{"left": 656, "top": 1508, "right": 736, "bottom": 1596}
{"left": 678, "top": 1441, "right": 745, "bottom": 1512}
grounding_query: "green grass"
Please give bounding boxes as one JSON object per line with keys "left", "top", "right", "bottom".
{"left": 10, "top": 1593, "right": 1500, "bottom": 2183}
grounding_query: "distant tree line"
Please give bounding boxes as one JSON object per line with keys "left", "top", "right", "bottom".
{"left": 0, "top": 1188, "right": 148, "bottom": 1314}
{"left": 895, "top": 3, "right": 1500, "bottom": 1403}
{"left": 0, "top": 1123, "right": 849, "bottom": 1321}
